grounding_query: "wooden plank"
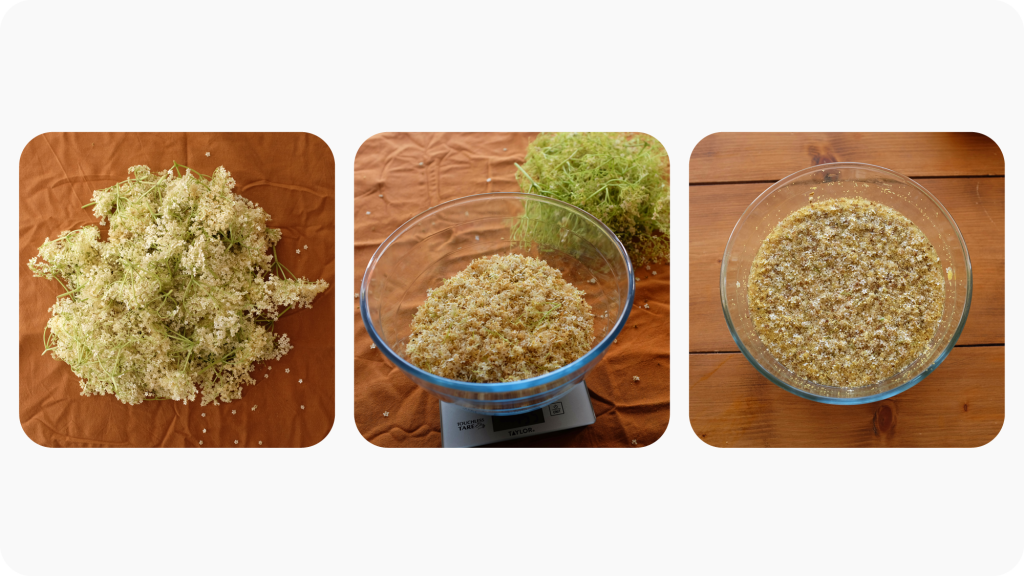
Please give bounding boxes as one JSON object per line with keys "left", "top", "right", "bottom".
{"left": 689, "top": 177, "right": 1004, "bottom": 352}
{"left": 690, "top": 133, "right": 1004, "bottom": 184}
{"left": 689, "top": 346, "right": 1004, "bottom": 448}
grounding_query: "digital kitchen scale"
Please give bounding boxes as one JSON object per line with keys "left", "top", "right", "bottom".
{"left": 439, "top": 382, "right": 596, "bottom": 448}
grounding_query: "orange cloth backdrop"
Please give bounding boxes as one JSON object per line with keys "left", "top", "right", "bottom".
{"left": 354, "top": 133, "right": 670, "bottom": 447}
{"left": 19, "top": 133, "right": 335, "bottom": 448}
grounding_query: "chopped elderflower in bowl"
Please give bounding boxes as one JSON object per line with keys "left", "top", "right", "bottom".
{"left": 360, "top": 192, "right": 634, "bottom": 415}
{"left": 28, "top": 163, "right": 329, "bottom": 406}
{"left": 406, "top": 254, "right": 594, "bottom": 382}
{"left": 721, "top": 163, "right": 972, "bottom": 404}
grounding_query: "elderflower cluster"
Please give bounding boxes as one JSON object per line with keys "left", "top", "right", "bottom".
{"left": 27, "top": 164, "right": 329, "bottom": 406}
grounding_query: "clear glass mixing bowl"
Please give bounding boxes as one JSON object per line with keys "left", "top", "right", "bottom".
{"left": 721, "top": 163, "right": 972, "bottom": 404}
{"left": 360, "top": 192, "right": 635, "bottom": 415}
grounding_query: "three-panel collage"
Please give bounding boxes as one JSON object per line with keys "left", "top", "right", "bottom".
{"left": 18, "top": 131, "right": 1003, "bottom": 449}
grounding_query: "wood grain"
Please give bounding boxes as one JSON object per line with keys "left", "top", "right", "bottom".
{"left": 689, "top": 177, "right": 1005, "bottom": 352}
{"left": 688, "top": 133, "right": 1004, "bottom": 449}
{"left": 689, "top": 346, "right": 1004, "bottom": 448}
{"left": 690, "top": 133, "right": 1004, "bottom": 184}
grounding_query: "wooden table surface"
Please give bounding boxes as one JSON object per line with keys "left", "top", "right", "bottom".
{"left": 688, "top": 133, "right": 1004, "bottom": 447}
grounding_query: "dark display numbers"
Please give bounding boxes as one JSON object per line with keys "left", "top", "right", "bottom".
{"left": 491, "top": 409, "right": 545, "bottom": 432}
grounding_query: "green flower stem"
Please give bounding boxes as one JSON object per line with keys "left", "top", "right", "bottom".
{"left": 515, "top": 132, "right": 670, "bottom": 266}
{"left": 485, "top": 326, "right": 511, "bottom": 344}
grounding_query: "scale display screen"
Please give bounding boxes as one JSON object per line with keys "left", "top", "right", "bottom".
{"left": 490, "top": 409, "right": 545, "bottom": 432}
{"left": 439, "top": 382, "right": 596, "bottom": 447}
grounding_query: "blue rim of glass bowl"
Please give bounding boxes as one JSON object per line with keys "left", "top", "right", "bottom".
{"left": 719, "top": 162, "right": 973, "bottom": 405}
{"left": 360, "top": 192, "right": 636, "bottom": 395}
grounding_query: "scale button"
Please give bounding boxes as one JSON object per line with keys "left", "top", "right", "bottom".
{"left": 548, "top": 402, "right": 565, "bottom": 416}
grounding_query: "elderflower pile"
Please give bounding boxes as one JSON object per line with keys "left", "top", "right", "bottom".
{"left": 748, "top": 198, "right": 943, "bottom": 387}
{"left": 406, "top": 254, "right": 594, "bottom": 382}
{"left": 27, "top": 164, "right": 329, "bottom": 406}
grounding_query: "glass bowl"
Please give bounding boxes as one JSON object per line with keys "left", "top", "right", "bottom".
{"left": 720, "top": 162, "right": 972, "bottom": 404}
{"left": 360, "top": 192, "right": 635, "bottom": 415}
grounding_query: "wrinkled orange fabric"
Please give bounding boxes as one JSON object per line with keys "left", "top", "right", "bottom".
{"left": 354, "top": 133, "right": 670, "bottom": 447}
{"left": 19, "top": 133, "right": 335, "bottom": 448}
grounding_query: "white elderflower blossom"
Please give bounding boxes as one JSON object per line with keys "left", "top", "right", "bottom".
{"left": 27, "top": 163, "right": 330, "bottom": 407}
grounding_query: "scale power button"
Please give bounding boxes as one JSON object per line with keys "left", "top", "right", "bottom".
{"left": 548, "top": 402, "right": 564, "bottom": 416}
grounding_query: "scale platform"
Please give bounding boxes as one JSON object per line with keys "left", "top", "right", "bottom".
{"left": 439, "top": 382, "right": 596, "bottom": 448}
